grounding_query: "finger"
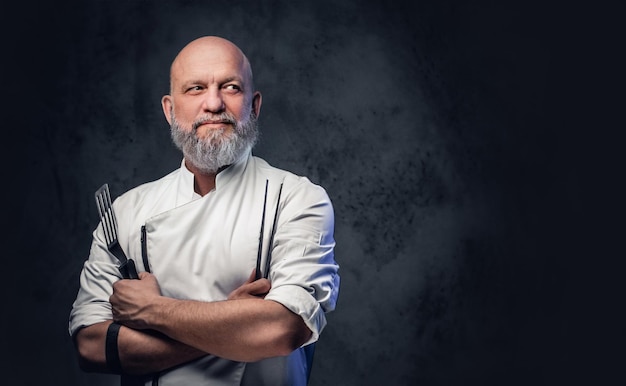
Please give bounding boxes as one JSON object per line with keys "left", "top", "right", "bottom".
{"left": 138, "top": 271, "right": 153, "bottom": 280}
{"left": 247, "top": 278, "right": 271, "bottom": 295}
{"left": 227, "top": 279, "right": 271, "bottom": 300}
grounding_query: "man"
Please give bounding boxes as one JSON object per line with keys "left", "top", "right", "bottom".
{"left": 69, "top": 36, "right": 340, "bottom": 385}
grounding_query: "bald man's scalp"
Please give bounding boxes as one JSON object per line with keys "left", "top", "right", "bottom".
{"left": 168, "top": 36, "right": 254, "bottom": 94}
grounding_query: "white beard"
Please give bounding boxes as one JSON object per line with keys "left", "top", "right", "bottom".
{"left": 170, "top": 109, "right": 258, "bottom": 174}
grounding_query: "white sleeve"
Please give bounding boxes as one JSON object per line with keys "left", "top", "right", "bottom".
{"left": 263, "top": 180, "right": 340, "bottom": 345}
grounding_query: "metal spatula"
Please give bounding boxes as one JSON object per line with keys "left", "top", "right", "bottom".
{"left": 95, "top": 183, "right": 139, "bottom": 279}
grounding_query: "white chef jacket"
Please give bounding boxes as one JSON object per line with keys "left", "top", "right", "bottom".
{"left": 68, "top": 150, "right": 340, "bottom": 385}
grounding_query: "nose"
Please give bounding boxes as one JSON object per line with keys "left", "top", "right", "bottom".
{"left": 202, "top": 88, "right": 225, "bottom": 113}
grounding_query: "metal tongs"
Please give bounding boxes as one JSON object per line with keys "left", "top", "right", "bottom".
{"left": 255, "top": 180, "right": 283, "bottom": 280}
{"left": 94, "top": 183, "right": 139, "bottom": 279}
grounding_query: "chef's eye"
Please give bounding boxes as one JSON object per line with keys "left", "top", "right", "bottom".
{"left": 224, "top": 84, "right": 241, "bottom": 92}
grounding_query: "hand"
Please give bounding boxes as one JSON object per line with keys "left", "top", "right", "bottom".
{"left": 227, "top": 270, "right": 271, "bottom": 300}
{"left": 110, "top": 271, "right": 162, "bottom": 329}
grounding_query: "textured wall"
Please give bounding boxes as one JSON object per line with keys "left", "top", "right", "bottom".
{"left": 5, "top": 1, "right": 622, "bottom": 385}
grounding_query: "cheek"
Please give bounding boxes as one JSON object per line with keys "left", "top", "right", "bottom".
{"left": 173, "top": 105, "right": 198, "bottom": 125}
{"left": 225, "top": 98, "right": 250, "bottom": 120}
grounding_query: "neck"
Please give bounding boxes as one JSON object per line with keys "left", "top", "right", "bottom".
{"left": 184, "top": 159, "right": 217, "bottom": 196}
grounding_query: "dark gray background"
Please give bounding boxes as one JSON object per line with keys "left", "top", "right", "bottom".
{"left": 4, "top": 0, "right": 623, "bottom": 385}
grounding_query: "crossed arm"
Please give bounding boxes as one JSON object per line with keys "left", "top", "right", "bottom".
{"left": 74, "top": 271, "right": 312, "bottom": 375}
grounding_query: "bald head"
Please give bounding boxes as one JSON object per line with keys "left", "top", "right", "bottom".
{"left": 161, "top": 35, "right": 262, "bottom": 144}
{"left": 161, "top": 36, "right": 263, "bottom": 175}
{"left": 169, "top": 36, "right": 255, "bottom": 94}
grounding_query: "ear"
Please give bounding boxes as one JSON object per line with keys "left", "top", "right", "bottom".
{"left": 161, "top": 95, "right": 173, "bottom": 125}
{"left": 252, "top": 91, "right": 262, "bottom": 118}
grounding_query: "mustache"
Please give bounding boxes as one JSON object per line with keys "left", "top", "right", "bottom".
{"left": 192, "top": 113, "right": 237, "bottom": 132}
